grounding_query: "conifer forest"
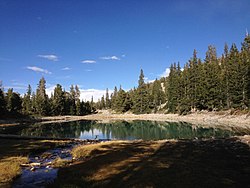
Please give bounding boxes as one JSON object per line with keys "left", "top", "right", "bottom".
{"left": 1, "top": 35, "right": 250, "bottom": 117}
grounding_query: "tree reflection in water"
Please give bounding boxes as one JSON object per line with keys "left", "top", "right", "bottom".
{"left": 4, "top": 120, "right": 238, "bottom": 140}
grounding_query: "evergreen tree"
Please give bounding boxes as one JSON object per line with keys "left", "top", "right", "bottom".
{"left": 52, "top": 84, "right": 65, "bottom": 115}
{"left": 111, "top": 86, "right": 118, "bottom": 110}
{"left": 75, "top": 85, "right": 80, "bottom": 100}
{"left": 69, "top": 85, "right": 76, "bottom": 115}
{"left": 100, "top": 95, "right": 105, "bottom": 109}
{"left": 35, "top": 77, "right": 49, "bottom": 115}
{"left": 152, "top": 79, "right": 166, "bottom": 112}
{"left": 203, "top": 45, "right": 221, "bottom": 110}
{"left": 240, "top": 35, "right": 250, "bottom": 108}
{"left": 22, "top": 84, "right": 32, "bottom": 115}
{"left": 76, "top": 99, "right": 81, "bottom": 115}
{"left": 105, "top": 88, "right": 111, "bottom": 109}
{"left": 6, "top": 88, "right": 22, "bottom": 114}
{"left": 0, "top": 81, "right": 6, "bottom": 116}
{"left": 132, "top": 69, "right": 151, "bottom": 114}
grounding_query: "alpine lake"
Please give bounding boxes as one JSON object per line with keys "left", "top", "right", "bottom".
{"left": 0, "top": 120, "right": 244, "bottom": 140}
{"left": 1, "top": 120, "right": 249, "bottom": 187}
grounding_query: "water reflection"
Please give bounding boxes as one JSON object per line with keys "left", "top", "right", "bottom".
{"left": 0, "top": 120, "right": 237, "bottom": 140}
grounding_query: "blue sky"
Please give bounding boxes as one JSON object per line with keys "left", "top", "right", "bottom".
{"left": 1, "top": 0, "right": 250, "bottom": 101}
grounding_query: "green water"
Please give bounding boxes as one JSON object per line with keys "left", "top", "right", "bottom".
{"left": 0, "top": 120, "right": 238, "bottom": 140}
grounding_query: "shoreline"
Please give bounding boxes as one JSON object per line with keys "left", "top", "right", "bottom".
{"left": 1, "top": 110, "right": 250, "bottom": 133}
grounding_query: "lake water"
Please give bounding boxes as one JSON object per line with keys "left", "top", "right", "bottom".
{"left": 0, "top": 120, "right": 240, "bottom": 140}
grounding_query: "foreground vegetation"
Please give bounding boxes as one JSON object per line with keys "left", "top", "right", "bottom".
{"left": 52, "top": 138, "right": 250, "bottom": 188}
{"left": 0, "top": 136, "right": 249, "bottom": 187}
{"left": 0, "top": 139, "right": 70, "bottom": 186}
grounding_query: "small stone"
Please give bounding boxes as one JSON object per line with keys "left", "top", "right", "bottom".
{"left": 30, "top": 167, "right": 35, "bottom": 171}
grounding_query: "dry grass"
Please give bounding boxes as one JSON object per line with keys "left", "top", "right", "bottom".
{"left": 0, "top": 156, "right": 28, "bottom": 183}
{"left": 72, "top": 141, "right": 128, "bottom": 159}
{"left": 51, "top": 157, "right": 72, "bottom": 168}
{"left": 0, "top": 138, "right": 71, "bottom": 186}
{"left": 50, "top": 138, "right": 250, "bottom": 188}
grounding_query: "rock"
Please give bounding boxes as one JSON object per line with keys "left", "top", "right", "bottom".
{"left": 30, "top": 162, "right": 41, "bottom": 166}
{"left": 30, "top": 167, "right": 35, "bottom": 171}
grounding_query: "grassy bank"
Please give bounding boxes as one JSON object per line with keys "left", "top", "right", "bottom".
{"left": 0, "top": 138, "right": 70, "bottom": 187}
{"left": 50, "top": 137, "right": 250, "bottom": 188}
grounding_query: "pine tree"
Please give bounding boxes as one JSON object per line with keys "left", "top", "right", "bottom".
{"left": 75, "top": 85, "right": 80, "bottom": 100}
{"left": 132, "top": 69, "right": 151, "bottom": 114}
{"left": 240, "top": 35, "right": 250, "bottom": 108}
{"left": 6, "top": 88, "right": 22, "bottom": 114}
{"left": 69, "top": 85, "right": 76, "bottom": 115}
{"left": 105, "top": 88, "right": 111, "bottom": 109}
{"left": 22, "top": 84, "right": 32, "bottom": 115}
{"left": 35, "top": 77, "right": 49, "bottom": 115}
{"left": 76, "top": 99, "right": 81, "bottom": 115}
{"left": 52, "top": 84, "right": 65, "bottom": 115}
{"left": 111, "top": 86, "right": 118, "bottom": 110}
{"left": 152, "top": 79, "right": 165, "bottom": 112}
{"left": 0, "top": 81, "right": 6, "bottom": 116}
{"left": 203, "top": 45, "right": 221, "bottom": 110}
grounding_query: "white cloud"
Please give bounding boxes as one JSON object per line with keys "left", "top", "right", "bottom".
{"left": 100, "top": 56, "right": 120, "bottom": 60}
{"left": 121, "top": 54, "right": 126, "bottom": 57}
{"left": 61, "top": 67, "right": 71, "bottom": 71}
{"left": 38, "top": 54, "right": 59, "bottom": 61}
{"left": 81, "top": 60, "right": 96, "bottom": 64}
{"left": 46, "top": 85, "right": 56, "bottom": 97}
{"left": 159, "top": 68, "right": 170, "bottom": 78}
{"left": 80, "top": 89, "right": 107, "bottom": 102}
{"left": 27, "top": 66, "right": 52, "bottom": 74}
{"left": 144, "top": 77, "right": 155, "bottom": 83}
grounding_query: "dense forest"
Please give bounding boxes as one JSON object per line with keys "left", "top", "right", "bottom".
{"left": 0, "top": 35, "right": 249, "bottom": 117}
{"left": 96, "top": 35, "right": 250, "bottom": 114}
{"left": 0, "top": 78, "right": 95, "bottom": 118}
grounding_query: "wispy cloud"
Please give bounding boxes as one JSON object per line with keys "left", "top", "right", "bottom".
{"left": 61, "top": 67, "right": 71, "bottom": 71}
{"left": 81, "top": 60, "right": 96, "bottom": 64}
{"left": 100, "top": 56, "right": 120, "bottom": 60}
{"left": 159, "top": 68, "right": 170, "bottom": 78}
{"left": 27, "top": 66, "right": 51, "bottom": 74}
{"left": 85, "top": 69, "right": 92, "bottom": 72}
{"left": 38, "top": 54, "right": 59, "bottom": 61}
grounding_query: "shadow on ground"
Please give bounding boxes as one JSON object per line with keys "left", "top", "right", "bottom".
{"left": 50, "top": 138, "right": 250, "bottom": 188}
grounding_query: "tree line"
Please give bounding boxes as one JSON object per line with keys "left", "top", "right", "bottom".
{"left": 1, "top": 35, "right": 249, "bottom": 117}
{"left": 0, "top": 78, "right": 95, "bottom": 118}
{"left": 96, "top": 35, "right": 250, "bottom": 114}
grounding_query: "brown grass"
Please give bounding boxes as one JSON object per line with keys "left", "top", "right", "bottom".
{"left": 0, "top": 138, "right": 71, "bottom": 186}
{"left": 72, "top": 141, "right": 129, "bottom": 159}
{"left": 51, "top": 157, "right": 72, "bottom": 168}
{"left": 50, "top": 138, "right": 250, "bottom": 188}
{"left": 0, "top": 156, "right": 28, "bottom": 183}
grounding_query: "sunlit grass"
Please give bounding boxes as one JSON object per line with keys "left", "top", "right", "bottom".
{"left": 0, "top": 156, "right": 28, "bottom": 183}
